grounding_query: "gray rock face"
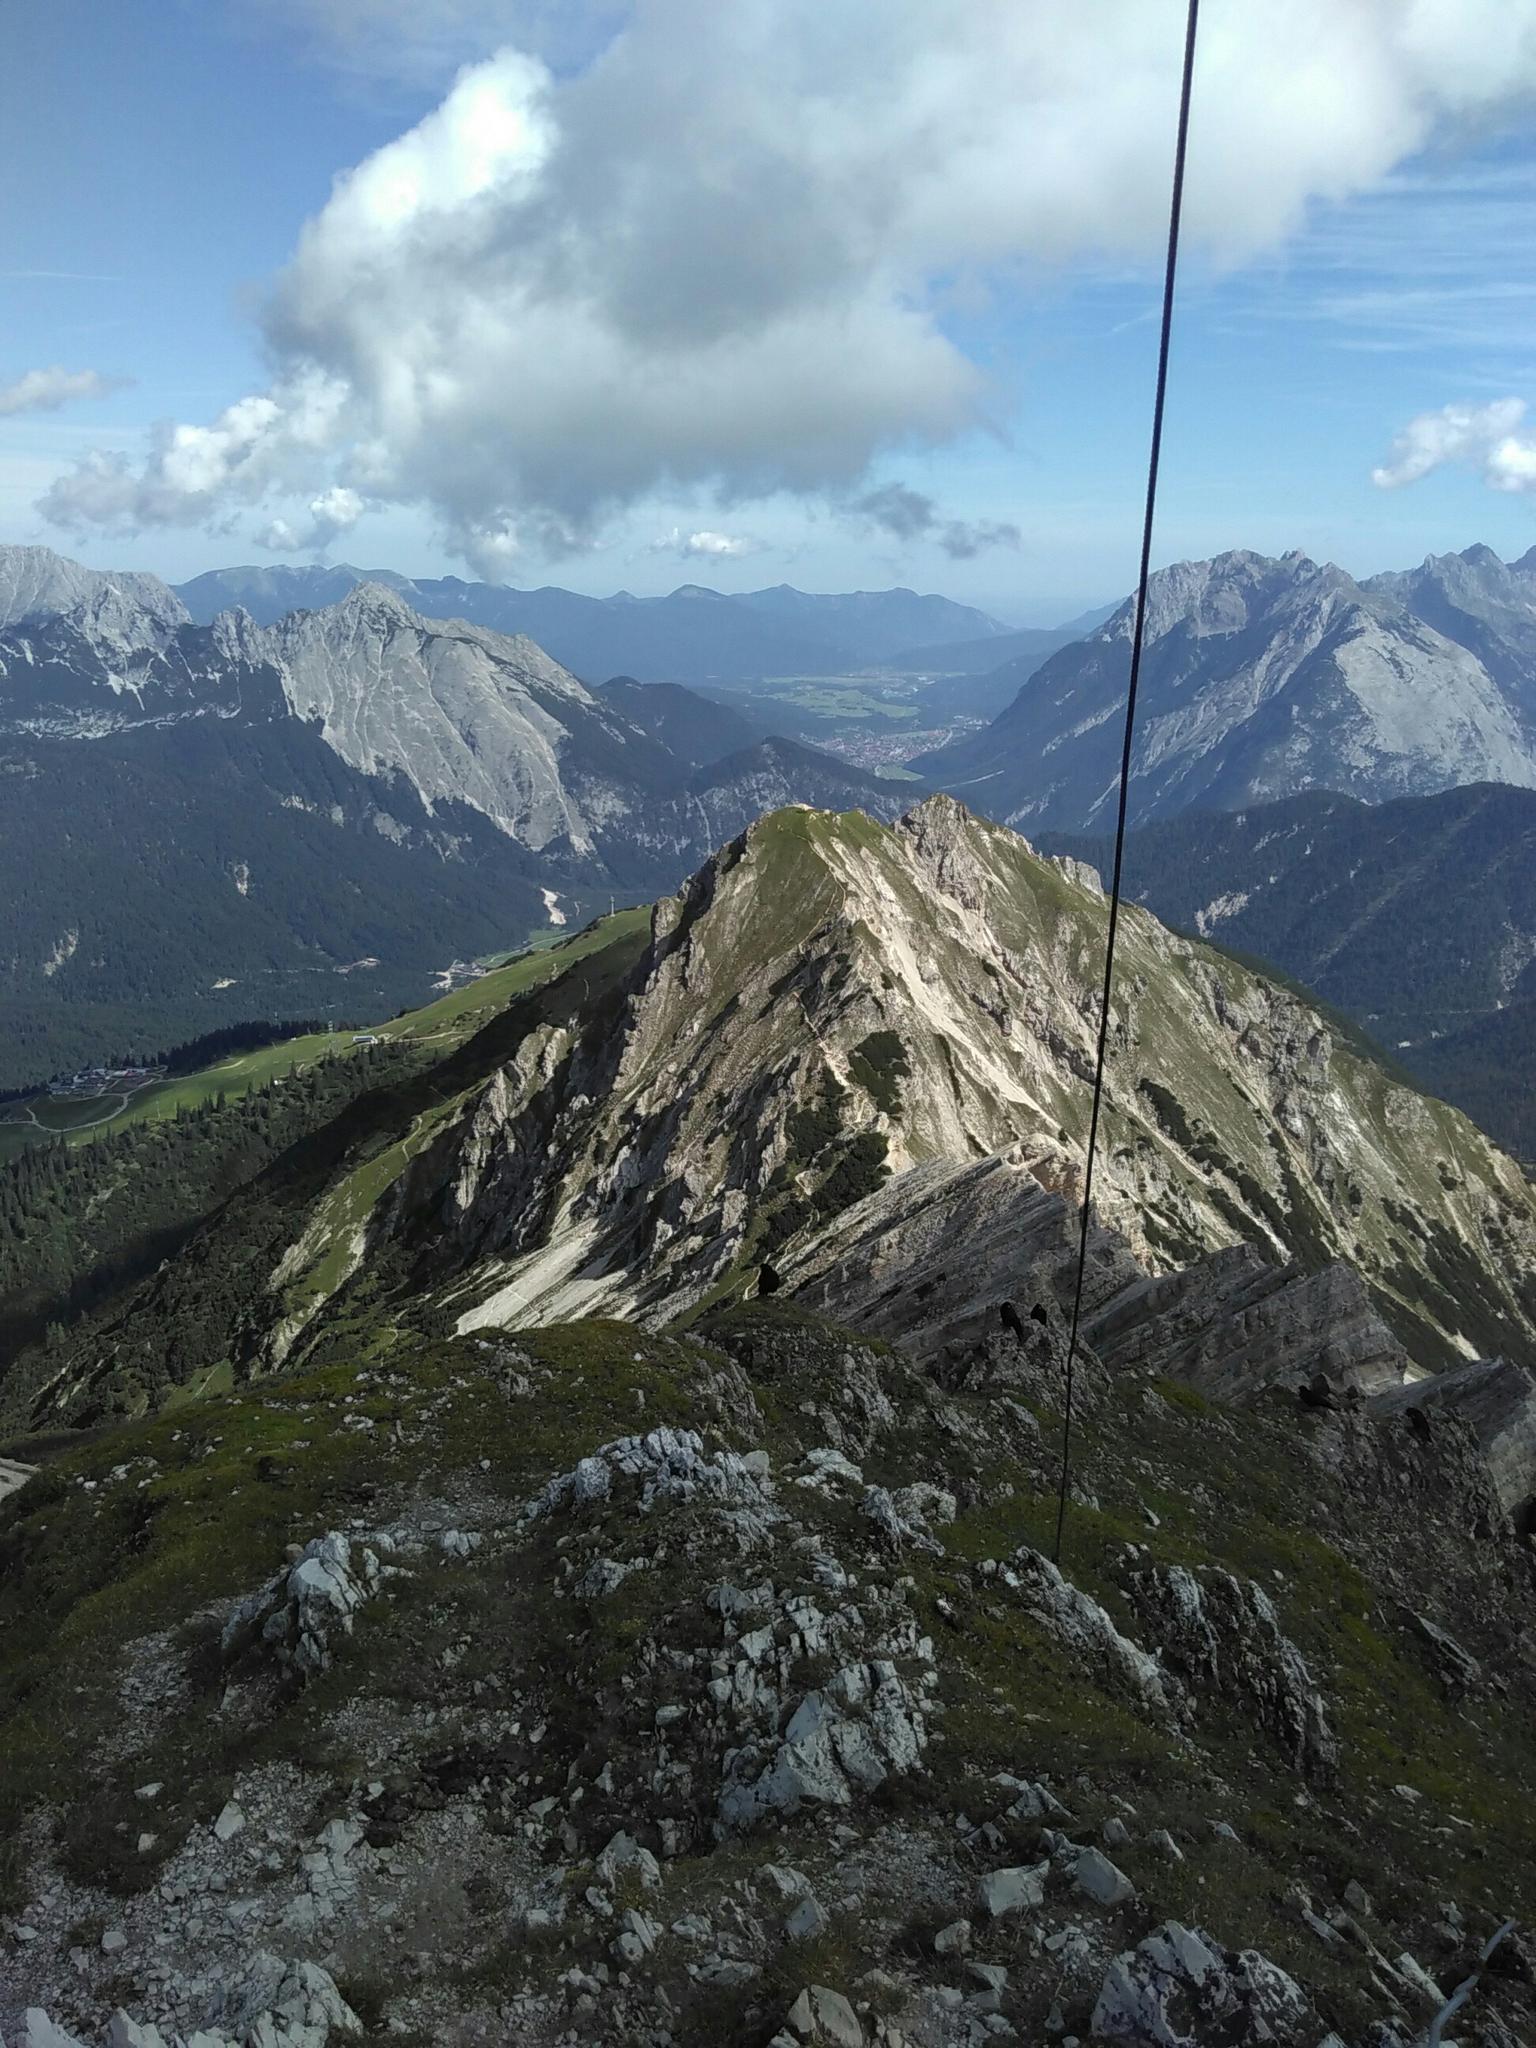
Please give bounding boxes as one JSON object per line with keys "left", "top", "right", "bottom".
{"left": 0, "top": 545, "right": 187, "bottom": 636}
{"left": 782, "top": 1147, "right": 1140, "bottom": 1370}
{"left": 263, "top": 584, "right": 658, "bottom": 855}
{"left": 1085, "top": 1248, "right": 1407, "bottom": 1401}
{"left": 1364, "top": 542, "right": 1536, "bottom": 721}
{"left": 1091, "top": 1921, "right": 1313, "bottom": 2046}
{"left": 387, "top": 799, "right": 1536, "bottom": 1379}
{"left": 1371, "top": 1357, "right": 1536, "bottom": 1526}
{"left": 916, "top": 546, "right": 1536, "bottom": 830}
{"left": 1125, "top": 1565, "right": 1339, "bottom": 1782}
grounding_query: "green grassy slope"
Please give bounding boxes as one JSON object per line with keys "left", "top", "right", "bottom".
{"left": 0, "top": 913, "right": 651, "bottom": 1391}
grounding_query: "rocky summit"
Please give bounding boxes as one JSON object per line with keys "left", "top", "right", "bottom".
{"left": 4, "top": 799, "right": 1536, "bottom": 2048}
{"left": 283, "top": 795, "right": 1536, "bottom": 1378}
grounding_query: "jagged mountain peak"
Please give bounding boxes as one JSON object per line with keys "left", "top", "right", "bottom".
{"left": 0, "top": 541, "right": 189, "bottom": 635}
{"left": 331, "top": 575, "right": 421, "bottom": 618}
{"left": 916, "top": 542, "right": 1536, "bottom": 827}
{"left": 1102, "top": 548, "right": 1356, "bottom": 647}
{"left": 272, "top": 577, "right": 593, "bottom": 695}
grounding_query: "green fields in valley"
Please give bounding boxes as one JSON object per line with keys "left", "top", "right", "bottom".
{"left": 0, "top": 908, "right": 652, "bottom": 1165}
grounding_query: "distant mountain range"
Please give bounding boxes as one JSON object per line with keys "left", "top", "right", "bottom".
{"left": 912, "top": 546, "right": 1536, "bottom": 827}
{"left": 1041, "top": 781, "right": 1536, "bottom": 1159}
{"left": 172, "top": 559, "right": 1015, "bottom": 682}
{"left": 10, "top": 536, "right": 1536, "bottom": 1161}
{"left": 0, "top": 548, "right": 908, "bottom": 1085}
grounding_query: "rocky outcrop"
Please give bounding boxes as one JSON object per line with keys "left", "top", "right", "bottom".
{"left": 1371, "top": 1357, "right": 1536, "bottom": 1526}
{"left": 221, "top": 1532, "right": 391, "bottom": 1684}
{"left": 1091, "top": 1922, "right": 1314, "bottom": 2046}
{"left": 994, "top": 1548, "right": 1171, "bottom": 1716}
{"left": 718, "top": 1659, "right": 929, "bottom": 1829}
{"left": 782, "top": 1146, "right": 1139, "bottom": 1371}
{"left": 1125, "top": 1565, "right": 1339, "bottom": 1782}
{"left": 1086, "top": 1248, "right": 1407, "bottom": 1401}
{"left": 528, "top": 1426, "right": 783, "bottom": 1550}
{"left": 10, "top": 1958, "right": 359, "bottom": 2048}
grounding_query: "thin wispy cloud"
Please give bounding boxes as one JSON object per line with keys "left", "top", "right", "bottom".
{"left": 0, "top": 367, "right": 128, "bottom": 418}
{"left": 1210, "top": 148, "right": 1536, "bottom": 367}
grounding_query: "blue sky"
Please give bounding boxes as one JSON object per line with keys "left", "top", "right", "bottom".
{"left": 5, "top": 1, "right": 1536, "bottom": 623}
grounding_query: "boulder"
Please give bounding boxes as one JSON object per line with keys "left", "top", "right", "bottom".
{"left": 786, "top": 1984, "right": 864, "bottom": 2047}
{"left": 1073, "top": 1847, "right": 1135, "bottom": 1907}
{"left": 107, "top": 2022, "right": 172, "bottom": 2048}
{"left": 1409, "top": 1611, "right": 1481, "bottom": 1693}
{"left": 19, "top": 2018, "right": 89, "bottom": 2048}
{"left": 596, "top": 1830, "right": 663, "bottom": 1889}
{"left": 932, "top": 1918, "right": 972, "bottom": 1956}
{"left": 786, "top": 1896, "right": 830, "bottom": 1941}
{"left": 1092, "top": 1922, "right": 1312, "bottom": 2046}
{"left": 977, "top": 1861, "right": 1049, "bottom": 1920}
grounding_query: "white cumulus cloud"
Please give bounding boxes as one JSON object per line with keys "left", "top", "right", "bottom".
{"left": 38, "top": 1, "right": 1536, "bottom": 570}
{"left": 650, "top": 527, "right": 757, "bottom": 559}
{"left": 1372, "top": 398, "right": 1536, "bottom": 493}
{"left": 258, "top": 485, "right": 368, "bottom": 553}
{"left": 0, "top": 366, "right": 125, "bottom": 417}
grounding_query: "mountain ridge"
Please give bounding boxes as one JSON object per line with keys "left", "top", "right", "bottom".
{"left": 206, "top": 795, "right": 1536, "bottom": 1391}
{"left": 172, "top": 561, "right": 1013, "bottom": 679}
{"left": 0, "top": 560, "right": 913, "bottom": 1087}
{"left": 6, "top": 798, "right": 1536, "bottom": 2048}
{"left": 912, "top": 546, "right": 1536, "bottom": 826}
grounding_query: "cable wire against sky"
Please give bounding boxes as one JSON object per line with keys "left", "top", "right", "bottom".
{"left": 1052, "top": 0, "right": 1201, "bottom": 1567}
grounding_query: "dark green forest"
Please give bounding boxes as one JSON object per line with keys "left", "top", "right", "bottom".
{"left": 0, "top": 722, "right": 581, "bottom": 1091}
{"left": 0, "top": 1040, "right": 411, "bottom": 1371}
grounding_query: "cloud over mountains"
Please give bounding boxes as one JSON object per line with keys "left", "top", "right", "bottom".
{"left": 36, "top": 0, "right": 1536, "bottom": 571}
{"left": 1373, "top": 398, "right": 1536, "bottom": 495}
